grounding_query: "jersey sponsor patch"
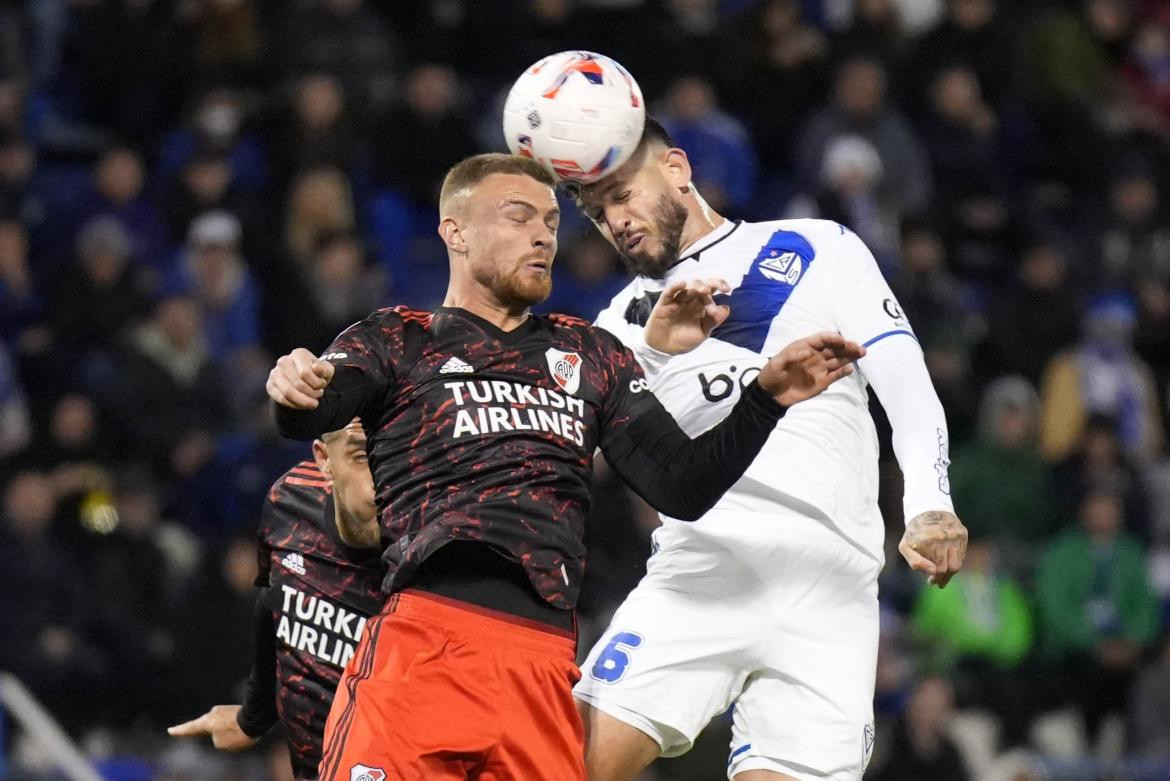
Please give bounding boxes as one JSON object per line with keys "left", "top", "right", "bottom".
{"left": 757, "top": 250, "right": 803, "bottom": 285}
{"left": 545, "top": 348, "right": 583, "bottom": 395}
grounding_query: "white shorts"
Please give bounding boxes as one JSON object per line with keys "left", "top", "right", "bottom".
{"left": 574, "top": 511, "right": 881, "bottom": 780}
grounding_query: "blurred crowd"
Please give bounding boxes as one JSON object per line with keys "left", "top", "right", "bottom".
{"left": 2, "top": 0, "right": 1170, "bottom": 779}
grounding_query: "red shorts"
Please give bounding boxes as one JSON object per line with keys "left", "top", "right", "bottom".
{"left": 319, "top": 589, "right": 584, "bottom": 781}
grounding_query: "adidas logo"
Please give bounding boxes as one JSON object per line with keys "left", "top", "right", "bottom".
{"left": 439, "top": 356, "right": 474, "bottom": 374}
{"left": 281, "top": 552, "right": 306, "bottom": 575}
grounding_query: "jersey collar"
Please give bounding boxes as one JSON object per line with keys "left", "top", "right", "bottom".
{"left": 670, "top": 219, "right": 741, "bottom": 269}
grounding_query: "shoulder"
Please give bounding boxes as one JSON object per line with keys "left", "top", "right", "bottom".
{"left": 262, "top": 460, "right": 331, "bottom": 544}
{"left": 537, "top": 312, "right": 629, "bottom": 363}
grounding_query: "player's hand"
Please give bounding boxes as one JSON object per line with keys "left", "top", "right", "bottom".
{"left": 644, "top": 278, "right": 731, "bottom": 355}
{"left": 167, "top": 704, "right": 258, "bottom": 752}
{"left": 266, "top": 348, "right": 335, "bottom": 409}
{"left": 756, "top": 332, "right": 865, "bottom": 407}
{"left": 899, "top": 510, "right": 968, "bottom": 588}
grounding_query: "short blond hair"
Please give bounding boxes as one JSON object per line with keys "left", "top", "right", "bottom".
{"left": 439, "top": 153, "right": 557, "bottom": 213}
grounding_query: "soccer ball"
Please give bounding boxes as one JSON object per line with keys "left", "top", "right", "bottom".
{"left": 503, "top": 51, "right": 645, "bottom": 184}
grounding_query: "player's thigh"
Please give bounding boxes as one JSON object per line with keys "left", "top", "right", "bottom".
{"left": 735, "top": 772, "right": 801, "bottom": 781}
{"left": 574, "top": 579, "right": 754, "bottom": 759}
{"left": 319, "top": 611, "right": 496, "bottom": 780}
{"left": 579, "top": 701, "right": 661, "bottom": 781}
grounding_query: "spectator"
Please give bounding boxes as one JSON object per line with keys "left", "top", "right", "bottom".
{"left": 0, "top": 217, "right": 44, "bottom": 344}
{"left": 984, "top": 240, "right": 1081, "bottom": 386}
{"left": 908, "top": 0, "right": 1017, "bottom": 108}
{"left": 1095, "top": 161, "right": 1170, "bottom": 291}
{"left": 950, "top": 376, "right": 1055, "bottom": 544}
{"left": 658, "top": 76, "right": 759, "bottom": 214}
{"left": 266, "top": 72, "right": 364, "bottom": 194}
{"left": 1035, "top": 487, "right": 1161, "bottom": 743}
{"left": 868, "top": 676, "right": 972, "bottom": 781}
{"left": 831, "top": 0, "right": 911, "bottom": 71}
{"left": 157, "top": 87, "right": 268, "bottom": 193}
{"left": 912, "top": 540, "right": 1034, "bottom": 746}
{"left": 0, "top": 342, "right": 31, "bottom": 459}
{"left": 284, "top": 166, "right": 356, "bottom": 265}
{"left": 1040, "top": 291, "right": 1163, "bottom": 463}
{"left": 795, "top": 55, "right": 932, "bottom": 216}
{"left": 161, "top": 150, "right": 261, "bottom": 247}
{"left": 78, "top": 147, "right": 172, "bottom": 270}
{"left": 302, "top": 231, "right": 386, "bottom": 346}
{"left": 178, "top": 0, "right": 267, "bottom": 89}
{"left": 892, "top": 218, "right": 970, "bottom": 350}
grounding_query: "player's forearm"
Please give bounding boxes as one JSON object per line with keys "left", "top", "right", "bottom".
{"left": 604, "top": 381, "right": 785, "bottom": 520}
{"left": 236, "top": 592, "right": 279, "bottom": 738}
{"left": 273, "top": 366, "right": 377, "bottom": 440}
{"left": 860, "top": 336, "right": 955, "bottom": 521}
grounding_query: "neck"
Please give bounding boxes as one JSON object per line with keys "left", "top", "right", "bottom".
{"left": 443, "top": 278, "right": 530, "bottom": 332}
{"left": 678, "top": 187, "right": 726, "bottom": 253}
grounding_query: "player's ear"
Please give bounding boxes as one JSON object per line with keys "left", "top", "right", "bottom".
{"left": 311, "top": 439, "right": 333, "bottom": 478}
{"left": 662, "top": 148, "right": 692, "bottom": 192}
{"left": 438, "top": 216, "right": 468, "bottom": 255}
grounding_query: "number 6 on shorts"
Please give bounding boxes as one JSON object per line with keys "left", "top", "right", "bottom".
{"left": 590, "top": 631, "right": 643, "bottom": 683}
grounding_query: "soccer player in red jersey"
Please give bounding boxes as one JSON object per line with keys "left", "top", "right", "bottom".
{"left": 265, "top": 153, "right": 864, "bottom": 781}
{"left": 168, "top": 420, "right": 383, "bottom": 779}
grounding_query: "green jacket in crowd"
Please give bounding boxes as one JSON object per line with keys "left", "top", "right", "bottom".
{"left": 912, "top": 572, "right": 1034, "bottom": 670}
{"left": 1035, "top": 530, "right": 1160, "bottom": 659}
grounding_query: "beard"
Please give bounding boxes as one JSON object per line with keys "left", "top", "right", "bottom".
{"left": 473, "top": 257, "right": 552, "bottom": 310}
{"left": 616, "top": 194, "right": 689, "bottom": 279}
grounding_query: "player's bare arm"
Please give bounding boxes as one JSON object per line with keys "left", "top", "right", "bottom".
{"left": 757, "top": 332, "right": 866, "bottom": 407}
{"left": 898, "top": 510, "right": 969, "bottom": 588}
{"left": 266, "top": 347, "right": 335, "bottom": 409}
{"left": 644, "top": 277, "right": 731, "bottom": 354}
{"left": 167, "top": 704, "right": 258, "bottom": 752}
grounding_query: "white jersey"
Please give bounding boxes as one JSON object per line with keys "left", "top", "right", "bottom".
{"left": 595, "top": 218, "right": 954, "bottom": 564}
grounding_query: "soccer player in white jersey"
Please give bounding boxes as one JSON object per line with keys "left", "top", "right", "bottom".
{"left": 568, "top": 119, "right": 969, "bottom": 781}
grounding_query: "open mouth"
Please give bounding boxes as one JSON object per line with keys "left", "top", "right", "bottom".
{"left": 625, "top": 234, "right": 645, "bottom": 253}
{"left": 525, "top": 259, "right": 550, "bottom": 273}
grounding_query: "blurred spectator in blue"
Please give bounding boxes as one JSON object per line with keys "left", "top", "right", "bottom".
{"left": 50, "top": 216, "right": 151, "bottom": 365}
{"left": 265, "top": 72, "right": 365, "bottom": 195}
{"left": 277, "top": 0, "right": 402, "bottom": 117}
{"left": 868, "top": 676, "right": 972, "bottom": 781}
{"left": 0, "top": 217, "right": 44, "bottom": 345}
{"left": 950, "top": 376, "right": 1055, "bottom": 544}
{"left": 1036, "top": 486, "right": 1161, "bottom": 743}
{"left": 788, "top": 134, "right": 900, "bottom": 269}
{"left": 157, "top": 87, "right": 268, "bottom": 194}
{"left": 21, "top": 393, "right": 113, "bottom": 509}
{"left": 658, "top": 76, "right": 758, "bottom": 214}
{"left": 0, "top": 341, "right": 32, "bottom": 459}
{"left": 105, "top": 294, "right": 229, "bottom": 470}
{"left": 892, "top": 218, "right": 972, "bottom": 350}
{"left": 170, "top": 211, "right": 261, "bottom": 368}
{"left": 908, "top": 0, "right": 1018, "bottom": 109}
{"left": 831, "top": 0, "right": 912, "bottom": 71}
{"left": 1095, "top": 160, "right": 1170, "bottom": 291}
{"left": 795, "top": 55, "right": 932, "bottom": 217}
{"left": 76, "top": 147, "right": 172, "bottom": 271}
{"left": 984, "top": 240, "right": 1081, "bottom": 386}
{"left": 912, "top": 540, "right": 1034, "bottom": 746}
{"left": 718, "top": 0, "right": 829, "bottom": 177}
{"left": 636, "top": 0, "right": 726, "bottom": 95}
{"left": 541, "top": 231, "right": 628, "bottom": 320}
{"left": 1052, "top": 413, "right": 1152, "bottom": 541}
{"left": 921, "top": 65, "right": 1013, "bottom": 282}
{"left": 0, "top": 470, "right": 106, "bottom": 735}
{"left": 0, "top": 134, "right": 51, "bottom": 241}
{"left": 372, "top": 64, "right": 476, "bottom": 210}
{"left": 1040, "top": 291, "right": 1163, "bottom": 463}
{"left": 161, "top": 150, "right": 262, "bottom": 245}
{"left": 302, "top": 232, "right": 386, "bottom": 345}
{"left": 177, "top": 0, "right": 269, "bottom": 90}
{"left": 1130, "top": 631, "right": 1170, "bottom": 759}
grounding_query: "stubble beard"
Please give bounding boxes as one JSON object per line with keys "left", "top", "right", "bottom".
{"left": 616, "top": 194, "right": 689, "bottom": 280}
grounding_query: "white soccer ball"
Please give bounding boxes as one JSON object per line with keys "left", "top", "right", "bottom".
{"left": 503, "top": 51, "right": 646, "bottom": 184}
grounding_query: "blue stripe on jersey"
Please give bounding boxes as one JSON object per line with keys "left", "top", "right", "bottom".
{"left": 728, "top": 743, "right": 752, "bottom": 765}
{"left": 710, "top": 229, "right": 816, "bottom": 353}
{"left": 862, "top": 329, "right": 918, "bottom": 349}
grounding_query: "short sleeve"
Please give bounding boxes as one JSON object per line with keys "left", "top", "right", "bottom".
{"left": 831, "top": 229, "right": 919, "bottom": 351}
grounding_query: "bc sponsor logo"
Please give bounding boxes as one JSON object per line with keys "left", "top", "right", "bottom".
{"left": 545, "top": 348, "right": 583, "bottom": 395}
{"left": 350, "top": 764, "right": 386, "bottom": 781}
{"left": 757, "top": 249, "right": 803, "bottom": 285}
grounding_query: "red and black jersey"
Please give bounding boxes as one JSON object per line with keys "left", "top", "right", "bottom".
{"left": 256, "top": 461, "right": 384, "bottom": 779}
{"left": 319, "top": 306, "right": 657, "bottom": 610}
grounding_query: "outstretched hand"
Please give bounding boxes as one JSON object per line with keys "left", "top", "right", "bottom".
{"left": 167, "top": 704, "right": 258, "bottom": 751}
{"left": 644, "top": 278, "right": 731, "bottom": 355}
{"left": 899, "top": 510, "right": 968, "bottom": 588}
{"left": 757, "top": 332, "right": 865, "bottom": 407}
